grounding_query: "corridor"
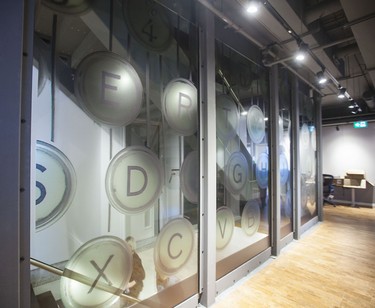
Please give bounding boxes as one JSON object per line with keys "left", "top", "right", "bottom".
{"left": 212, "top": 205, "right": 375, "bottom": 307}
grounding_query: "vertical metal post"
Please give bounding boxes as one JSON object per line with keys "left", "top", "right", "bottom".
{"left": 270, "top": 65, "right": 280, "bottom": 256}
{"left": 198, "top": 5, "right": 216, "bottom": 307}
{"left": 20, "top": 0, "right": 35, "bottom": 305}
{"left": 315, "top": 92, "right": 323, "bottom": 221}
{"left": 0, "top": 0, "right": 34, "bottom": 306}
{"left": 292, "top": 75, "right": 301, "bottom": 239}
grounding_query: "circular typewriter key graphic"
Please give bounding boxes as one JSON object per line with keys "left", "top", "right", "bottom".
{"left": 154, "top": 218, "right": 194, "bottom": 276}
{"left": 75, "top": 51, "right": 143, "bottom": 126}
{"left": 42, "top": 0, "right": 92, "bottom": 15}
{"left": 106, "top": 146, "right": 164, "bottom": 214}
{"left": 162, "top": 78, "right": 198, "bottom": 136}
{"left": 256, "top": 152, "right": 269, "bottom": 189}
{"left": 300, "top": 123, "right": 310, "bottom": 150}
{"left": 123, "top": 0, "right": 172, "bottom": 52}
{"left": 216, "top": 94, "right": 239, "bottom": 143}
{"left": 35, "top": 140, "right": 76, "bottom": 231}
{"left": 180, "top": 151, "right": 199, "bottom": 204}
{"left": 279, "top": 152, "right": 289, "bottom": 186}
{"left": 247, "top": 105, "right": 265, "bottom": 144}
{"left": 216, "top": 207, "right": 235, "bottom": 250}
{"left": 241, "top": 200, "right": 260, "bottom": 236}
{"left": 224, "top": 151, "right": 248, "bottom": 195}
{"left": 60, "top": 236, "right": 132, "bottom": 308}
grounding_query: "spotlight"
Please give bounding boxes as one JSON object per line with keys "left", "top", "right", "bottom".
{"left": 246, "top": 1, "right": 260, "bottom": 14}
{"left": 348, "top": 98, "right": 356, "bottom": 109}
{"left": 317, "top": 71, "right": 327, "bottom": 84}
{"left": 338, "top": 87, "right": 346, "bottom": 99}
{"left": 295, "top": 43, "right": 308, "bottom": 62}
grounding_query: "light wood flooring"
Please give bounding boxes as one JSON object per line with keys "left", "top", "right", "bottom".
{"left": 212, "top": 205, "right": 375, "bottom": 308}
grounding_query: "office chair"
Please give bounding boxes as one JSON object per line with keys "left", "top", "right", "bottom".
{"left": 323, "top": 174, "right": 336, "bottom": 206}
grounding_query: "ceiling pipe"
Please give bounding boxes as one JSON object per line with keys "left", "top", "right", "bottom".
{"left": 265, "top": 36, "right": 355, "bottom": 66}
{"left": 196, "top": 0, "right": 323, "bottom": 94}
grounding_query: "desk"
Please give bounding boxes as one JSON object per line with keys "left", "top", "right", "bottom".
{"left": 342, "top": 185, "right": 365, "bottom": 207}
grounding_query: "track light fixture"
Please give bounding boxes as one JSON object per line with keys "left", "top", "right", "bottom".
{"left": 338, "top": 87, "right": 346, "bottom": 99}
{"left": 316, "top": 71, "right": 327, "bottom": 85}
{"left": 348, "top": 98, "right": 356, "bottom": 109}
{"left": 295, "top": 42, "right": 308, "bottom": 62}
{"left": 347, "top": 99, "right": 362, "bottom": 114}
{"left": 246, "top": 1, "right": 260, "bottom": 14}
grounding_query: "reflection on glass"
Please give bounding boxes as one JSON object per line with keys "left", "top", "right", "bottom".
{"left": 31, "top": 0, "right": 199, "bottom": 306}
{"left": 279, "top": 70, "right": 293, "bottom": 238}
{"left": 299, "top": 90, "right": 317, "bottom": 225}
{"left": 215, "top": 39, "right": 270, "bottom": 279}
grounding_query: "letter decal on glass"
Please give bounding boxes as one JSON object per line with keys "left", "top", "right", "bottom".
{"left": 241, "top": 200, "right": 260, "bottom": 236}
{"left": 106, "top": 146, "right": 164, "bottom": 214}
{"left": 75, "top": 52, "right": 143, "bottom": 126}
{"left": 88, "top": 255, "right": 114, "bottom": 294}
{"left": 60, "top": 236, "right": 132, "bottom": 308}
{"left": 154, "top": 218, "right": 194, "bottom": 276}
{"left": 142, "top": 19, "right": 157, "bottom": 42}
{"left": 162, "top": 78, "right": 198, "bottom": 136}
{"left": 233, "top": 164, "right": 242, "bottom": 183}
{"left": 123, "top": 0, "right": 172, "bottom": 52}
{"left": 225, "top": 152, "right": 248, "bottom": 195}
{"left": 36, "top": 163, "right": 47, "bottom": 205}
{"left": 218, "top": 218, "right": 227, "bottom": 239}
{"left": 216, "top": 94, "right": 239, "bottom": 143}
{"left": 127, "top": 166, "right": 148, "bottom": 196}
{"left": 35, "top": 141, "right": 76, "bottom": 231}
{"left": 168, "top": 233, "right": 183, "bottom": 260}
{"left": 101, "top": 71, "right": 121, "bottom": 106}
{"left": 216, "top": 207, "right": 234, "bottom": 249}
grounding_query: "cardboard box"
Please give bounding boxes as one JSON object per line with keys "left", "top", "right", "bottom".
{"left": 343, "top": 170, "right": 366, "bottom": 189}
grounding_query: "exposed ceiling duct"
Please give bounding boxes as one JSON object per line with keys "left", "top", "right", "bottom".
{"left": 304, "top": 0, "right": 342, "bottom": 25}
{"left": 334, "top": 43, "right": 360, "bottom": 59}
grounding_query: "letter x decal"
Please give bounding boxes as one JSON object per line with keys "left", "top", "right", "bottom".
{"left": 87, "top": 254, "right": 114, "bottom": 294}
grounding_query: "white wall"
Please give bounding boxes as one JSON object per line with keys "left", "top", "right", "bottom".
{"left": 322, "top": 122, "right": 375, "bottom": 184}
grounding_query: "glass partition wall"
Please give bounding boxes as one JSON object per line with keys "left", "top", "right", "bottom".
{"left": 26, "top": 2, "right": 322, "bottom": 306}
{"left": 215, "top": 39, "right": 271, "bottom": 279}
{"left": 299, "top": 83, "right": 318, "bottom": 226}
{"left": 279, "top": 69, "right": 293, "bottom": 239}
{"left": 31, "top": 1, "right": 200, "bottom": 307}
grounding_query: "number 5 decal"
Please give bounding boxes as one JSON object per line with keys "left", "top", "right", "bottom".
{"left": 36, "top": 163, "right": 47, "bottom": 205}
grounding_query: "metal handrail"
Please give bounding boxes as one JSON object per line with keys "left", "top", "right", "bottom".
{"left": 30, "top": 258, "right": 140, "bottom": 303}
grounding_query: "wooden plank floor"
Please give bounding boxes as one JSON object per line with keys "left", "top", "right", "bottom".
{"left": 212, "top": 205, "right": 375, "bottom": 308}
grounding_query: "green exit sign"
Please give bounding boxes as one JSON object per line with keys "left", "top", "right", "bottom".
{"left": 353, "top": 121, "right": 368, "bottom": 128}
